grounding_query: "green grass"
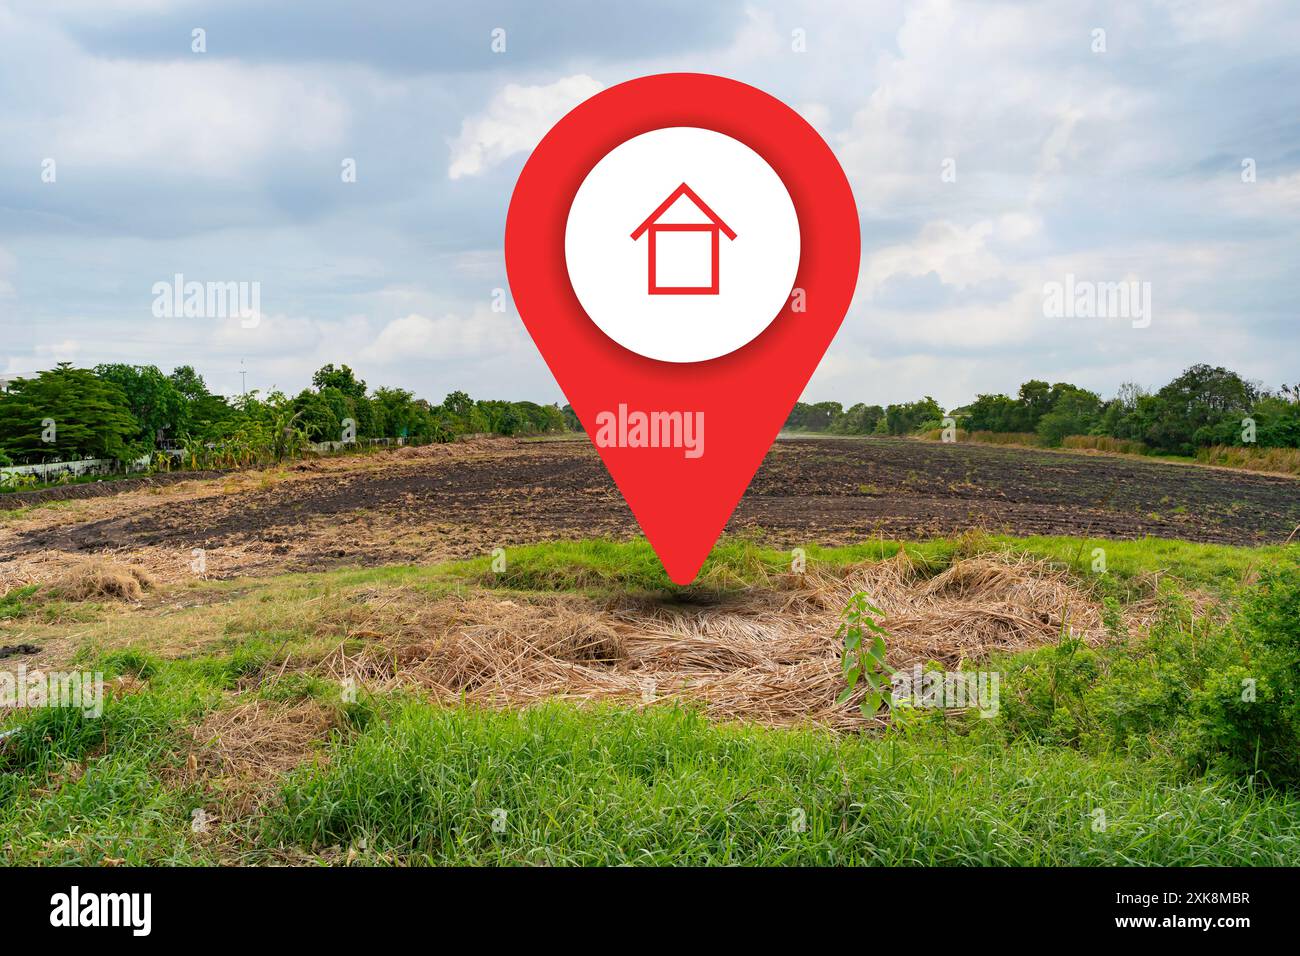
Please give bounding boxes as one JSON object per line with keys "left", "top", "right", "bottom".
{"left": 129, "top": 533, "right": 1289, "bottom": 604}
{"left": 0, "top": 498, "right": 90, "bottom": 522}
{"left": 398, "top": 534, "right": 1295, "bottom": 598}
{"left": 0, "top": 470, "right": 133, "bottom": 497}
{"left": 0, "top": 748, "right": 210, "bottom": 865}
{"left": 0, "top": 654, "right": 230, "bottom": 865}
{"left": 6, "top": 683, "right": 1296, "bottom": 865}
{"left": 269, "top": 701, "right": 1300, "bottom": 866}
{"left": 0, "top": 584, "right": 41, "bottom": 621}
{"left": 993, "top": 534, "right": 1295, "bottom": 591}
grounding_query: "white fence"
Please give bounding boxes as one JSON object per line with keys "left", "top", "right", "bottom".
{"left": 307, "top": 437, "right": 407, "bottom": 453}
{"left": 0, "top": 455, "right": 152, "bottom": 484}
{"left": 2, "top": 436, "right": 431, "bottom": 488}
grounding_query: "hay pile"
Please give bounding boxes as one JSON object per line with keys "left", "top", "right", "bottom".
{"left": 48, "top": 559, "right": 155, "bottom": 602}
{"left": 323, "top": 552, "right": 1110, "bottom": 731}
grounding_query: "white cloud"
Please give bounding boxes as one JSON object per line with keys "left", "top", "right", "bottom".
{"left": 209, "top": 313, "right": 323, "bottom": 356}
{"left": 0, "top": 7, "right": 350, "bottom": 178}
{"left": 53, "top": 61, "right": 349, "bottom": 176}
{"left": 452, "top": 251, "right": 507, "bottom": 279}
{"left": 797, "top": 102, "right": 833, "bottom": 138}
{"left": 1160, "top": 0, "right": 1299, "bottom": 48}
{"left": 860, "top": 217, "right": 1027, "bottom": 298}
{"left": 34, "top": 338, "right": 81, "bottom": 360}
{"left": 448, "top": 74, "right": 603, "bottom": 179}
{"left": 2, "top": 1, "right": 1297, "bottom": 410}
{"left": 360, "top": 308, "right": 530, "bottom": 362}
{"left": 1251, "top": 172, "right": 1300, "bottom": 210}
{"left": 833, "top": 0, "right": 1140, "bottom": 218}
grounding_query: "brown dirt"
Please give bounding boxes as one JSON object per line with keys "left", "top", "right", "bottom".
{"left": 2, "top": 435, "right": 1297, "bottom": 591}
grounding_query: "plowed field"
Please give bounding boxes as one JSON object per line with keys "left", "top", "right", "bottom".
{"left": 2, "top": 436, "right": 1297, "bottom": 587}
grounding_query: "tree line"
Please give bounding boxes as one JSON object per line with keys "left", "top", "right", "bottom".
{"left": 0, "top": 363, "right": 571, "bottom": 467}
{"left": 783, "top": 364, "right": 1300, "bottom": 456}
{"left": 6, "top": 360, "right": 1294, "bottom": 469}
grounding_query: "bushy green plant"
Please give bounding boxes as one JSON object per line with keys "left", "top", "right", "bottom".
{"left": 994, "top": 635, "right": 1103, "bottom": 747}
{"left": 991, "top": 573, "right": 1300, "bottom": 787}
{"left": 1179, "top": 569, "right": 1300, "bottom": 786}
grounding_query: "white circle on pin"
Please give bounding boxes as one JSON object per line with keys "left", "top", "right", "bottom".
{"left": 564, "top": 127, "right": 801, "bottom": 364}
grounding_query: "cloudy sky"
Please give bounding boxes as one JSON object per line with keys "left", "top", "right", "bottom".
{"left": 1, "top": 0, "right": 1297, "bottom": 408}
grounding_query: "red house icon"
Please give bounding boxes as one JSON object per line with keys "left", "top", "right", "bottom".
{"left": 630, "top": 183, "right": 736, "bottom": 295}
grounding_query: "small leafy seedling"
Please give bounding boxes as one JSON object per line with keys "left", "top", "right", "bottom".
{"left": 837, "top": 592, "right": 890, "bottom": 716}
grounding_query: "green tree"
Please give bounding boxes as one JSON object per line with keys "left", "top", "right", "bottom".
{"left": 561, "top": 403, "right": 584, "bottom": 433}
{"left": 350, "top": 395, "right": 378, "bottom": 438}
{"left": 1016, "top": 380, "right": 1053, "bottom": 430}
{"left": 311, "top": 363, "right": 367, "bottom": 401}
{"left": 0, "top": 364, "right": 139, "bottom": 462}
{"left": 1097, "top": 382, "right": 1147, "bottom": 440}
{"left": 784, "top": 401, "right": 842, "bottom": 432}
{"left": 291, "top": 389, "right": 339, "bottom": 442}
{"left": 443, "top": 390, "right": 474, "bottom": 417}
{"left": 963, "top": 393, "right": 1020, "bottom": 432}
{"left": 168, "top": 366, "right": 235, "bottom": 438}
{"left": 1144, "top": 365, "right": 1258, "bottom": 455}
{"left": 94, "top": 363, "right": 185, "bottom": 448}
{"left": 884, "top": 396, "right": 943, "bottom": 435}
{"left": 372, "top": 387, "right": 425, "bottom": 439}
{"left": 1036, "top": 386, "right": 1102, "bottom": 446}
{"left": 317, "top": 387, "right": 356, "bottom": 441}
{"left": 829, "top": 403, "right": 885, "bottom": 435}
{"left": 168, "top": 364, "right": 207, "bottom": 402}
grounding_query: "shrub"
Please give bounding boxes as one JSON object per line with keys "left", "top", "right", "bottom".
{"left": 1062, "top": 435, "right": 1148, "bottom": 455}
{"left": 1196, "top": 445, "right": 1300, "bottom": 477}
{"left": 884, "top": 397, "right": 943, "bottom": 435}
{"left": 991, "top": 572, "right": 1300, "bottom": 788}
{"left": 968, "top": 430, "right": 1040, "bottom": 446}
{"left": 918, "top": 430, "right": 1041, "bottom": 447}
{"left": 993, "top": 636, "right": 1104, "bottom": 747}
{"left": 1180, "top": 569, "right": 1300, "bottom": 786}
{"left": 919, "top": 427, "right": 969, "bottom": 442}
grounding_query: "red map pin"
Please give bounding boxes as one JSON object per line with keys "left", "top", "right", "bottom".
{"left": 505, "top": 73, "right": 860, "bottom": 584}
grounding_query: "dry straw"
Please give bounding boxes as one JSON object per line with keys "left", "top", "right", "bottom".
{"left": 47, "top": 558, "right": 155, "bottom": 602}
{"left": 322, "top": 551, "right": 1109, "bottom": 731}
{"left": 184, "top": 699, "right": 338, "bottom": 815}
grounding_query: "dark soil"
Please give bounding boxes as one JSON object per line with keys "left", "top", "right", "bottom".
{"left": 5, "top": 438, "right": 1297, "bottom": 575}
